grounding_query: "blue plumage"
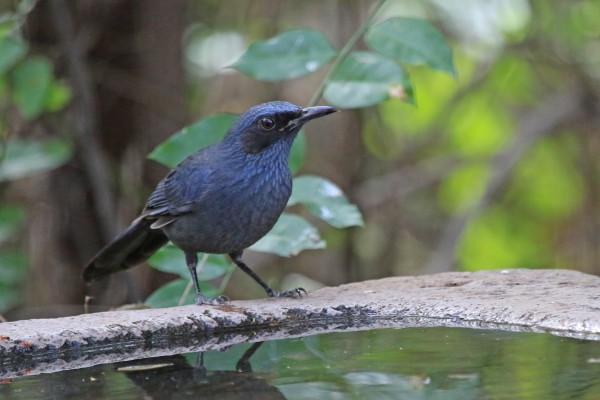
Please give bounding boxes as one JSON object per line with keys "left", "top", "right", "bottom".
{"left": 83, "top": 101, "right": 336, "bottom": 304}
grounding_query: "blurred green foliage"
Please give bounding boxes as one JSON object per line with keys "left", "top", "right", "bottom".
{"left": 335, "top": 1, "right": 600, "bottom": 276}
{"left": 2, "top": 0, "right": 599, "bottom": 311}
{"left": 0, "top": 2, "right": 73, "bottom": 312}
{"left": 0, "top": 138, "right": 72, "bottom": 181}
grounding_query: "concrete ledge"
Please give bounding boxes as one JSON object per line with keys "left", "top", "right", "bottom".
{"left": 1, "top": 269, "right": 599, "bottom": 378}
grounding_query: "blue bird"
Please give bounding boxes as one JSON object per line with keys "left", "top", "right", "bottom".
{"left": 83, "top": 101, "right": 337, "bottom": 304}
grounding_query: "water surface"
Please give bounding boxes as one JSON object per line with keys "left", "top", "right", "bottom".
{"left": 2, "top": 327, "right": 599, "bottom": 399}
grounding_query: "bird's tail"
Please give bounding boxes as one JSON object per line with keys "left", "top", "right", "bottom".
{"left": 82, "top": 216, "right": 169, "bottom": 283}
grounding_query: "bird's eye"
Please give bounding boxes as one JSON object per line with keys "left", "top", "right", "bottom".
{"left": 259, "top": 117, "right": 275, "bottom": 130}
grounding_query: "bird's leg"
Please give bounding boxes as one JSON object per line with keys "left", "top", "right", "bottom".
{"left": 228, "top": 251, "right": 307, "bottom": 298}
{"left": 185, "top": 251, "right": 229, "bottom": 305}
{"left": 235, "top": 342, "right": 264, "bottom": 372}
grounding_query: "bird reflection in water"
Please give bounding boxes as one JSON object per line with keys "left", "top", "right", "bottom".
{"left": 116, "top": 342, "right": 286, "bottom": 399}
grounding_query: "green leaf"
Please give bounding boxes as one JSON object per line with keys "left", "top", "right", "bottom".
{"left": 289, "top": 175, "right": 364, "bottom": 228}
{"left": 438, "top": 163, "right": 490, "bottom": 214}
{"left": 324, "top": 51, "right": 413, "bottom": 108}
{"left": 0, "top": 14, "right": 20, "bottom": 40}
{"left": 0, "top": 247, "right": 28, "bottom": 311}
{"left": 44, "top": 80, "right": 72, "bottom": 112}
{"left": 448, "top": 92, "right": 514, "bottom": 157}
{"left": 511, "top": 136, "right": 583, "bottom": 218}
{"left": 0, "top": 36, "right": 27, "bottom": 74}
{"left": 459, "top": 207, "right": 545, "bottom": 270}
{"left": 149, "top": 113, "right": 237, "bottom": 168}
{"left": 148, "top": 244, "right": 230, "bottom": 281}
{"left": 10, "top": 56, "right": 53, "bottom": 118}
{"left": 289, "top": 131, "right": 306, "bottom": 174}
{"left": 145, "top": 278, "right": 219, "bottom": 308}
{"left": 0, "top": 138, "right": 72, "bottom": 181}
{"left": 0, "top": 205, "right": 25, "bottom": 245}
{"left": 366, "top": 17, "right": 456, "bottom": 77}
{"left": 17, "top": 0, "right": 38, "bottom": 16}
{"left": 0, "top": 284, "right": 20, "bottom": 313}
{"left": 250, "top": 213, "right": 325, "bottom": 257}
{"left": 0, "top": 249, "right": 27, "bottom": 285}
{"left": 233, "top": 29, "right": 336, "bottom": 81}
{"left": 0, "top": 76, "right": 6, "bottom": 98}
{"left": 145, "top": 278, "right": 196, "bottom": 308}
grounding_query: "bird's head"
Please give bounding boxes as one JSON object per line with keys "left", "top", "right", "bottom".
{"left": 226, "top": 101, "right": 337, "bottom": 154}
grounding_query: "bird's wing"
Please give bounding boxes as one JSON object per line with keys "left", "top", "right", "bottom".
{"left": 142, "top": 152, "right": 217, "bottom": 225}
{"left": 144, "top": 172, "right": 183, "bottom": 213}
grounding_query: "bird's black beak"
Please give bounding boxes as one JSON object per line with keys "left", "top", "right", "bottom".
{"left": 299, "top": 106, "right": 338, "bottom": 123}
{"left": 282, "top": 105, "right": 337, "bottom": 131}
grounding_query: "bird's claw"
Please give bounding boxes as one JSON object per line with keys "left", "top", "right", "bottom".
{"left": 268, "top": 287, "right": 307, "bottom": 298}
{"left": 195, "top": 294, "right": 230, "bottom": 305}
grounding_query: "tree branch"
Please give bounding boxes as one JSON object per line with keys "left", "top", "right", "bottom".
{"left": 49, "top": 0, "right": 117, "bottom": 241}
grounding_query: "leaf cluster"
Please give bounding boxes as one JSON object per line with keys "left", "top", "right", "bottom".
{"left": 146, "top": 11, "right": 454, "bottom": 306}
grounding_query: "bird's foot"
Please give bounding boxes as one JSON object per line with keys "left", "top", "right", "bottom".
{"left": 267, "top": 287, "right": 307, "bottom": 298}
{"left": 195, "top": 294, "right": 230, "bottom": 305}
